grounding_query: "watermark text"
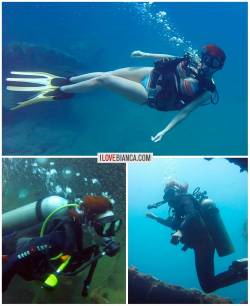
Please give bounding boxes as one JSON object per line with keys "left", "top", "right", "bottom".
{"left": 97, "top": 153, "right": 153, "bottom": 163}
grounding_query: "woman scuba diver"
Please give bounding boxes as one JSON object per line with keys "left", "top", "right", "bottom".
{"left": 146, "top": 180, "right": 247, "bottom": 293}
{"left": 6, "top": 44, "right": 225, "bottom": 143}
{"left": 3, "top": 195, "right": 122, "bottom": 296}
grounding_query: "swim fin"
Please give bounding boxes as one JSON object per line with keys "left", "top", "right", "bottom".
{"left": 6, "top": 71, "right": 73, "bottom": 110}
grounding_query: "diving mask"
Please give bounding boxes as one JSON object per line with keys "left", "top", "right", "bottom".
{"left": 164, "top": 186, "right": 181, "bottom": 202}
{"left": 93, "top": 211, "right": 122, "bottom": 237}
{"left": 201, "top": 54, "right": 224, "bottom": 70}
{"left": 200, "top": 44, "right": 226, "bottom": 76}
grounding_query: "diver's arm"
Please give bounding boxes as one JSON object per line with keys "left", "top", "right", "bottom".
{"left": 131, "top": 50, "right": 177, "bottom": 60}
{"left": 156, "top": 217, "right": 174, "bottom": 227}
{"left": 147, "top": 200, "right": 167, "bottom": 209}
{"left": 151, "top": 91, "right": 211, "bottom": 142}
{"left": 146, "top": 213, "right": 175, "bottom": 229}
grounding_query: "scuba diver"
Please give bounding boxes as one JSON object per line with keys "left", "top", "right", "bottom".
{"left": 3, "top": 195, "right": 122, "bottom": 296}
{"left": 146, "top": 180, "right": 248, "bottom": 293}
{"left": 6, "top": 44, "right": 225, "bottom": 143}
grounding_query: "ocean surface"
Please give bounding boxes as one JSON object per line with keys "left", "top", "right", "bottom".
{"left": 2, "top": 2, "right": 248, "bottom": 155}
{"left": 3, "top": 158, "right": 126, "bottom": 303}
{"left": 128, "top": 158, "right": 248, "bottom": 303}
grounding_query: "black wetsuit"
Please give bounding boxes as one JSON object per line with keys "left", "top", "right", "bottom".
{"left": 2, "top": 217, "right": 92, "bottom": 292}
{"left": 3, "top": 231, "right": 67, "bottom": 291}
{"left": 157, "top": 194, "right": 245, "bottom": 293}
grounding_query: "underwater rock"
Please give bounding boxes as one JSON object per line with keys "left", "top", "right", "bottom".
{"left": 205, "top": 158, "right": 248, "bottom": 172}
{"left": 3, "top": 42, "right": 84, "bottom": 76}
{"left": 128, "top": 267, "right": 233, "bottom": 304}
{"left": 225, "top": 158, "right": 248, "bottom": 172}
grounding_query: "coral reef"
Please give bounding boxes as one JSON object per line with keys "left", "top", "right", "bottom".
{"left": 128, "top": 267, "right": 233, "bottom": 304}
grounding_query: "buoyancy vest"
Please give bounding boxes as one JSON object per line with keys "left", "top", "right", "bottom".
{"left": 147, "top": 54, "right": 216, "bottom": 111}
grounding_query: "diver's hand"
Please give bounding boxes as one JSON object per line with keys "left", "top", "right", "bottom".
{"left": 171, "top": 230, "right": 183, "bottom": 245}
{"left": 151, "top": 131, "right": 165, "bottom": 142}
{"left": 131, "top": 50, "right": 145, "bottom": 58}
{"left": 146, "top": 212, "right": 157, "bottom": 220}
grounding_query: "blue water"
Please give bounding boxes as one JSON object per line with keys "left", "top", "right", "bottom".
{"left": 128, "top": 158, "right": 248, "bottom": 303}
{"left": 2, "top": 2, "right": 248, "bottom": 155}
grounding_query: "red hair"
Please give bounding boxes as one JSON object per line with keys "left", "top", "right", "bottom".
{"left": 84, "top": 195, "right": 112, "bottom": 218}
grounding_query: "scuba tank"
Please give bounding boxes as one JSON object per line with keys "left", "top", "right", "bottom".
{"left": 199, "top": 199, "right": 234, "bottom": 257}
{"left": 193, "top": 188, "right": 234, "bottom": 257}
{"left": 3, "top": 196, "right": 68, "bottom": 235}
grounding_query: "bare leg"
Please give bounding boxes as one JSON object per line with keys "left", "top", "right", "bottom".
{"left": 70, "top": 67, "right": 153, "bottom": 83}
{"left": 70, "top": 72, "right": 104, "bottom": 83}
{"left": 62, "top": 74, "right": 148, "bottom": 104}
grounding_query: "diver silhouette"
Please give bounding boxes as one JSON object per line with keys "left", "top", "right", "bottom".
{"left": 3, "top": 195, "right": 121, "bottom": 296}
{"left": 147, "top": 180, "right": 247, "bottom": 293}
